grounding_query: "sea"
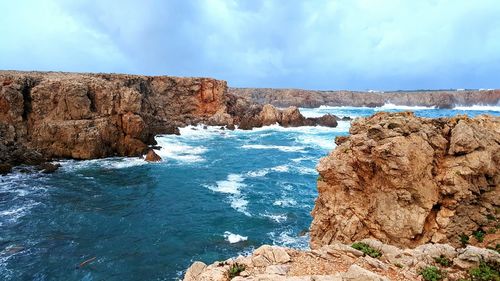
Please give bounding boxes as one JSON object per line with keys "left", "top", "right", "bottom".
{"left": 1, "top": 104, "right": 499, "bottom": 280}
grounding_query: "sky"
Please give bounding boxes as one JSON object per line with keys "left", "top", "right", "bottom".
{"left": 1, "top": 0, "right": 500, "bottom": 90}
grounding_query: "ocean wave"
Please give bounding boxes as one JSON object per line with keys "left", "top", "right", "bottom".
{"left": 374, "top": 103, "right": 435, "bottom": 111}
{"left": 206, "top": 174, "right": 250, "bottom": 216}
{"left": 295, "top": 134, "right": 336, "bottom": 150}
{"left": 295, "top": 166, "right": 317, "bottom": 175}
{"left": 154, "top": 137, "right": 208, "bottom": 163}
{"left": 59, "top": 157, "right": 147, "bottom": 171}
{"left": 273, "top": 198, "right": 297, "bottom": 207}
{"left": 223, "top": 231, "right": 248, "bottom": 244}
{"left": 268, "top": 230, "right": 309, "bottom": 249}
{"left": 453, "top": 105, "right": 500, "bottom": 111}
{"left": 261, "top": 213, "right": 287, "bottom": 223}
{"left": 208, "top": 174, "right": 245, "bottom": 195}
{"left": 0, "top": 202, "right": 40, "bottom": 227}
{"left": 241, "top": 144, "right": 305, "bottom": 152}
{"left": 270, "top": 165, "right": 290, "bottom": 172}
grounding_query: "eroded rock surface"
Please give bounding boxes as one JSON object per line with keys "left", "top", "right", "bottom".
{"left": 184, "top": 241, "right": 499, "bottom": 281}
{"left": 231, "top": 88, "right": 500, "bottom": 108}
{"left": 311, "top": 112, "right": 499, "bottom": 249}
{"left": 0, "top": 71, "right": 227, "bottom": 164}
{"left": 1, "top": 71, "right": 338, "bottom": 169}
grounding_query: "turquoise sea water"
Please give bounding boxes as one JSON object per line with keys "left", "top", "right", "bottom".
{"left": 1, "top": 105, "right": 499, "bottom": 280}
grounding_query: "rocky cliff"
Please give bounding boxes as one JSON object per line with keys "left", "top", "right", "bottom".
{"left": 312, "top": 112, "right": 499, "bottom": 249}
{"left": 0, "top": 71, "right": 228, "bottom": 164}
{"left": 0, "top": 71, "right": 337, "bottom": 169}
{"left": 230, "top": 88, "right": 500, "bottom": 108}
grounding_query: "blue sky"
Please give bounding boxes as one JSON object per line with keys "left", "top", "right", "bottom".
{"left": 1, "top": 0, "right": 499, "bottom": 90}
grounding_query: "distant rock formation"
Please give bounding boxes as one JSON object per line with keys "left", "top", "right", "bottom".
{"left": 230, "top": 88, "right": 500, "bottom": 108}
{"left": 311, "top": 112, "right": 499, "bottom": 249}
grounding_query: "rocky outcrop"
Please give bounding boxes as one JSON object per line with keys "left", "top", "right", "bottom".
{"left": 144, "top": 149, "right": 162, "bottom": 162}
{"left": 311, "top": 112, "right": 499, "bottom": 249}
{"left": 1, "top": 71, "right": 340, "bottom": 169}
{"left": 0, "top": 71, "right": 227, "bottom": 165}
{"left": 231, "top": 88, "right": 500, "bottom": 108}
{"left": 184, "top": 240, "right": 499, "bottom": 281}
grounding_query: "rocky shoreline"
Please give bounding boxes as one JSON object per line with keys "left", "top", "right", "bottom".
{"left": 184, "top": 113, "right": 499, "bottom": 281}
{"left": 230, "top": 88, "right": 500, "bottom": 108}
{"left": 0, "top": 71, "right": 337, "bottom": 173}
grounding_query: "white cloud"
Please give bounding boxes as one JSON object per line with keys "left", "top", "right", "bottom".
{"left": 1, "top": 0, "right": 499, "bottom": 90}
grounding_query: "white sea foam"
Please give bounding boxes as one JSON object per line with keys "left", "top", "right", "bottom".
{"left": 295, "top": 166, "right": 317, "bottom": 175}
{"left": 224, "top": 231, "right": 248, "bottom": 243}
{"left": 273, "top": 198, "right": 297, "bottom": 207}
{"left": 268, "top": 230, "right": 309, "bottom": 249}
{"left": 207, "top": 174, "right": 251, "bottom": 216}
{"left": 246, "top": 169, "right": 269, "bottom": 178}
{"left": 154, "top": 137, "right": 208, "bottom": 163}
{"left": 261, "top": 213, "right": 287, "bottom": 223}
{"left": 59, "top": 157, "right": 147, "bottom": 172}
{"left": 208, "top": 174, "right": 245, "bottom": 194}
{"left": 374, "top": 103, "right": 435, "bottom": 111}
{"left": 453, "top": 105, "right": 500, "bottom": 111}
{"left": 0, "top": 202, "right": 40, "bottom": 226}
{"left": 270, "top": 165, "right": 290, "bottom": 172}
{"left": 241, "top": 144, "right": 305, "bottom": 152}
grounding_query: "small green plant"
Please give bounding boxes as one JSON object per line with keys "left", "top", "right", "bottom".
{"left": 351, "top": 242, "right": 382, "bottom": 258}
{"left": 460, "top": 233, "right": 470, "bottom": 246}
{"left": 226, "top": 263, "right": 246, "bottom": 279}
{"left": 395, "top": 263, "right": 404, "bottom": 268}
{"left": 486, "top": 214, "right": 496, "bottom": 221}
{"left": 434, "top": 255, "right": 452, "bottom": 267}
{"left": 420, "top": 266, "right": 446, "bottom": 281}
{"left": 317, "top": 175, "right": 323, "bottom": 181}
{"left": 473, "top": 230, "right": 486, "bottom": 243}
{"left": 469, "top": 260, "right": 499, "bottom": 281}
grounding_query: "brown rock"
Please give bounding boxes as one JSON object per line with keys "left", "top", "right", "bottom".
{"left": 144, "top": 149, "right": 162, "bottom": 162}
{"left": 310, "top": 112, "right": 500, "bottom": 249}
{"left": 0, "top": 71, "right": 227, "bottom": 163}
{"left": 0, "top": 163, "right": 12, "bottom": 175}
{"left": 38, "top": 162, "right": 61, "bottom": 173}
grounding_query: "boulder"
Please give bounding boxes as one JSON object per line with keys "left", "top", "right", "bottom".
{"left": 144, "top": 149, "right": 162, "bottom": 162}
{"left": 38, "top": 162, "right": 61, "bottom": 173}
{"left": 0, "top": 163, "right": 12, "bottom": 175}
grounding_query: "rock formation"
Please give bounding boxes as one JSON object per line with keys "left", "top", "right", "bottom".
{"left": 145, "top": 149, "right": 162, "bottom": 162}
{"left": 0, "top": 71, "right": 227, "bottom": 165}
{"left": 1, "top": 71, "right": 338, "bottom": 170}
{"left": 311, "top": 112, "right": 499, "bottom": 249}
{"left": 230, "top": 88, "right": 500, "bottom": 108}
{"left": 184, "top": 240, "right": 499, "bottom": 281}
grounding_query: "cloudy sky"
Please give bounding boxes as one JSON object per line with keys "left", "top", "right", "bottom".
{"left": 1, "top": 0, "right": 499, "bottom": 90}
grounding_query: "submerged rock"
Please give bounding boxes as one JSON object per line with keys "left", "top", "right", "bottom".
{"left": 144, "top": 149, "right": 162, "bottom": 162}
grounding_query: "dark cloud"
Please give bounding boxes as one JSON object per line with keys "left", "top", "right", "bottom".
{"left": 1, "top": 0, "right": 500, "bottom": 90}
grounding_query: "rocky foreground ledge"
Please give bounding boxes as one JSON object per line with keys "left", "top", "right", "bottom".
{"left": 184, "top": 113, "right": 499, "bottom": 281}
{"left": 0, "top": 71, "right": 337, "bottom": 173}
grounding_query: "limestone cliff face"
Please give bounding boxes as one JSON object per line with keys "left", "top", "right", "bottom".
{"left": 1, "top": 71, "right": 338, "bottom": 166}
{"left": 311, "top": 112, "right": 499, "bottom": 249}
{"left": 231, "top": 88, "right": 500, "bottom": 108}
{"left": 0, "top": 71, "right": 227, "bottom": 162}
